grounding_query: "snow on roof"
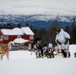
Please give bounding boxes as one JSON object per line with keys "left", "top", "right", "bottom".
{"left": 12, "top": 28, "right": 24, "bottom": 35}
{"left": 13, "top": 38, "right": 29, "bottom": 43}
{"left": 1, "top": 28, "right": 23, "bottom": 35}
{"left": 1, "top": 27, "right": 34, "bottom": 35}
{"left": 21, "top": 27, "right": 34, "bottom": 35}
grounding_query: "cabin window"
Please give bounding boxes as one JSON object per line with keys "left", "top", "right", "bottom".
{"left": 30, "top": 35, "right": 34, "bottom": 40}
{"left": 17, "top": 35, "right": 21, "bottom": 38}
{"left": 1, "top": 35, "right": 8, "bottom": 40}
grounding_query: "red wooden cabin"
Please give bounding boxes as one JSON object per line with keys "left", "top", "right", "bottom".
{"left": 0, "top": 27, "right": 34, "bottom": 50}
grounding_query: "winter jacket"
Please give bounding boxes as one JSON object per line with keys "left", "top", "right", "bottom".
{"left": 55, "top": 29, "right": 70, "bottom": 44}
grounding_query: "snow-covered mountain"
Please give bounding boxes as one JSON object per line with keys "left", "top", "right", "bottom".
{"left": 0, "top": 14, "right": 74, "bottom": 22}
{"left": 0, "top": 0, "right": 76, "bottom": 16}
{"left": 0, "top": 0, "right": 76, "bottom": 21}
{"left": 0, "top": 14, "right": 73, "bottom": 30}
{"left": 0, "top": 0, "right": 76, "bottom": 29}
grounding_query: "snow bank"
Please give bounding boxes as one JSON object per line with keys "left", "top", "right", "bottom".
{"left": 69, "top": 44, "right": 76, "bottom": 58}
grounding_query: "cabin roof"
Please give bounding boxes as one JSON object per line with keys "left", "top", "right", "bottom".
{"left": 1, "top": 27, "right": 34, "bottom": 35}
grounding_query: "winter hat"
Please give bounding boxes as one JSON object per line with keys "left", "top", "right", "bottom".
{"left": 56, "top": 27, "right": 61, "bottom": 32}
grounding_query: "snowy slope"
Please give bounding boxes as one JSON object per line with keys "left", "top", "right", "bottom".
{"left": 69, "top": 44, "right": 76, "bottom": 58}
{"left": 0, "top": 0, "right": 76, "bottom": 23}
{"left": 0, "top": 0, "right": 76, "bottom": 16}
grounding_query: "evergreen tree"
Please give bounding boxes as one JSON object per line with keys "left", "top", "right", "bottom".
{"left": 71, "top": 17, "right": 76, "bottom": 44}
{"left": 18, "top": 24, "right": 21, "bottom": 28}
{"left": 26, "top": 23, "right": 29, "bottom": 27}
{"left": 51, "top": 15, "right": 60, "bottom": 28}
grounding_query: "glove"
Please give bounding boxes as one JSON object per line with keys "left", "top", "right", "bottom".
{"left": 64, "top": 38, "right": 69, "bottom": 44}
{"left": 56, "top": 40, "right": 61, "bottom": 45}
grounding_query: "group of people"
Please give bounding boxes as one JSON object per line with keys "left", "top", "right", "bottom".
{"left": 32, "top": 27, "right": 71, "bottom": 58}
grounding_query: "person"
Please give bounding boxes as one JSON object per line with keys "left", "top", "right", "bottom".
{"left": 36, "top": 43, "right": 43, "bottom": 58}
{"left": 48, "top": 43, "right": 53, "bottom": 49}
{"left": 74, "top": 52, "right": 76, "bottom": 58}
{"left": 55, "top": 27, "right": 70, "bottom": 58}
{"left": 48, "top": 43, "right": 54, "bottom": 58}
{"left": 42, "top": 43, "right": 48, "bottom": 57}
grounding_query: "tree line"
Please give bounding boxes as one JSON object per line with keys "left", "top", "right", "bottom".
{"left": 30, "top": 17, "right": 76, "bottom": 46}
{"left": 0, "top": 17, "right": 76, "bottom": 46}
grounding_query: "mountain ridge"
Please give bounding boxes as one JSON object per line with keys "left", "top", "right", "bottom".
{"left": 0, "top": 14, "right": 73, "bottom": 30}
{"left": 0, "top": 0, "right": 76, "bottom": 16}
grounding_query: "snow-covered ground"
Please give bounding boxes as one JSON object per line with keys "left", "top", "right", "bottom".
{"left": 3, "top": 50, "right": 36, "bottom": 60}
{"left": 0, "top": 45, "right": 76, "bottom": 75}
{"left": 0, "top": 57, "right": 76, "bottom": 75}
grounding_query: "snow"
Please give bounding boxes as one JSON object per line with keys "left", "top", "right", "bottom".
{"left": 1, "top": 27, "right": 34, "bottom": 35}
{"left": 69, "top": 44, "right": 76, "bottom": 58}
{"left": 21, "top": 27, "right": 34, "bottom": 35}
{"left": 13, "top": 38, "right": 29, "bottom": 43}
{"left": 0, "top": 58, "right": 76, "bottom": 75}
{"left": 0, "top": 45, "right": 76, "bottom": 75}
{"left": 0, "top": 0, "right": 76, "bottom": 16}
{"left": 1, "top": 28, "right": 23, "bottom": 35}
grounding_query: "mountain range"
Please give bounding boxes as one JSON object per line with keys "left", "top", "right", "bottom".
{"left": 0, "top": 14, "right": 74, "bottom": 30}
{"left": 0, "top": 0, "right": 76, "bottom": 30}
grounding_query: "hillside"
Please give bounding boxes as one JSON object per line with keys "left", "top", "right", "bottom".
{"left": 0, "top": 15, "right": 73, "bottom": 30}
{"left": 0, "top": 0, "right": 76, "bottom": 16}
{"left": 0, "top": 0, "right": 76, "bottom": 29}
